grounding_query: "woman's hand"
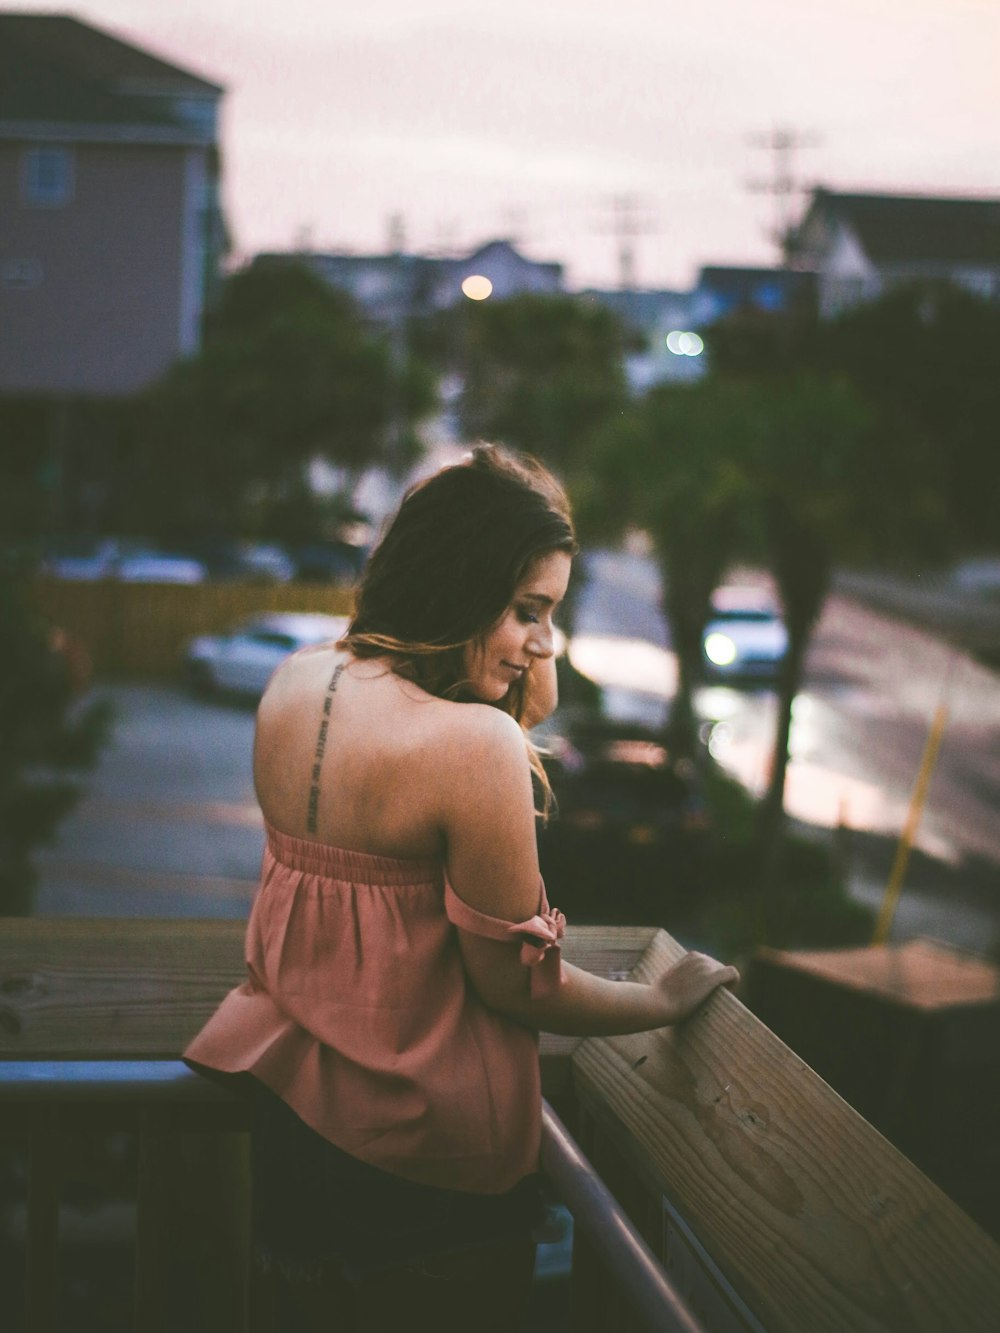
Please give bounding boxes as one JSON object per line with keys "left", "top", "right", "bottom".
{"left": 654, "top": 952, "right": 740, "bottom": 1026}
{"left": 521, "top": 655, "right": 559, "bottom": 729}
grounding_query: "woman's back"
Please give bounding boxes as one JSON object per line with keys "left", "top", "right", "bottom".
{"left": 253, "top": 645, "right": 471, "bottom": 862}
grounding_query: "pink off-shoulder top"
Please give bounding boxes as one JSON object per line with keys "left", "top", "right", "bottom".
{"left": 184, "top": 821, "right": 565, "bottom": 1194}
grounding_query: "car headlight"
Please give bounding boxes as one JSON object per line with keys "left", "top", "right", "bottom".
{"left": 704, "top": 633, "right": 738, "bottom": 667}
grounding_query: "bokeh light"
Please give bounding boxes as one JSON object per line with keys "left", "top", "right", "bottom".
{"left": 666, "top": 330, "right": 705, "bottom": 356}
{"left": 461, "top": 274, "right": 493, "bottom": 300}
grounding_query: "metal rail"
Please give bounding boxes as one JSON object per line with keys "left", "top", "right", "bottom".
{"left": 541, "top": 1100, "right": 703, "bottom": 1333}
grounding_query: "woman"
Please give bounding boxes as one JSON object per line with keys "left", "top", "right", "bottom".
{"left": 185, "top": 445, "right": 737, "bottom": 1331}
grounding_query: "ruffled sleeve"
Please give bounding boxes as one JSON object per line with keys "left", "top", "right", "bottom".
{"left": 444, "top": 875, "right": 566, "bottom": 997}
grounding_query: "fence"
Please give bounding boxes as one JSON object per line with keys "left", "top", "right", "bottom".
{"left": 31, "top": 578, "right": 355, "bottom": 678}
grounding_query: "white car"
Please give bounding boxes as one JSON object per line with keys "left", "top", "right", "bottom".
{"left": 41, "top": 538, "right": 207, "bottom": 583}
{"left": 116, "top": 551, "right": 207, "bottom": 583}
{"left": 184, "top": 612, "right": 349, "bottom": 697}
{"left": 701, "top": 587, "right": 788, "bottom": 682}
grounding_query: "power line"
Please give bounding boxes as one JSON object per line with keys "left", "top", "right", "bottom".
{"left": 595, "top": 192, "right": 659, "bottom": 291}
{"left": 745, "top": 126, "right": 820, "bottom": 260}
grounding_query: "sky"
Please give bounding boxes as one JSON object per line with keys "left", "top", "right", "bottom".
{"left": 13, "top": 1, "right": 1000, "bottom": 290}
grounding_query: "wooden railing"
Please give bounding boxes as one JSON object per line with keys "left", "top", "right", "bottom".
{"left": 2, "top": 918, "right": 999, "bottom": 1332}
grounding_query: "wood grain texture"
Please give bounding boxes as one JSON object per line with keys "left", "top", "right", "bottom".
{"left": 573, "top": 929, "right": 1000, "bottom": 1333}
{"left": 0, "top": 918, "right": 655, "bottom": 1058}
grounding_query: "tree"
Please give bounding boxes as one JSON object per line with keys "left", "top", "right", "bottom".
{"left": 710, "top": 283, "right": 1000, "bottom": 560}
{"left": 815, "top": 285, "right": 1000, "bottom": 553}
{"left": 122, "top": 259, "right": 436, "bottom": 540}
{"left": 578, "top": 381, "right": 753, "bottom": 754}
{"left": 580, "top": 366, "right": 945, "bottom": 936}
{"left": 0, "top": 570, "right": 110, "bottom": 914}
{"left": 451, "top": 293, "right": 631, "bottom": 473}
{"left": 733, "top": 374, "right": 877, "bottom": 905}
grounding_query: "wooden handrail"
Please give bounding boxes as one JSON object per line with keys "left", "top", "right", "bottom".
{"left": 3, "top": 917, "right": 999, "bottom": 1333}
{"left": 0, "top": 917, "right": 654, "bottom": 1098}
{"left": 572, "top": 930, "right": 1000, "bottom": 1332}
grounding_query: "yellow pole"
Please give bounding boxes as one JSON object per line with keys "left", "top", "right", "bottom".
{"left": 871, "top": 660, "right": 955, "bottom": 945}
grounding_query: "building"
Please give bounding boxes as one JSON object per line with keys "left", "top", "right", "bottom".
{"left": 691, "top": 265, "right": 817, "bottom": 326}
{"left": 0, "top": 12, "right": 227, "bottom": 396}
{"left": 431, "top": 239, "right": 563, "bottom": 308}
{"left": 791, "top": 187, "right": 1000, "bottom": 319}
{"left": 284, "top": 238, "right": 564, "bottom": 328}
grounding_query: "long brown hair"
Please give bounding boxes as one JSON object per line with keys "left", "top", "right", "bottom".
{"left": 341, "top": 444, "right": 577, "bottom": 810}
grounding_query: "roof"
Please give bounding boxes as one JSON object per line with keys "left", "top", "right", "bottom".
{"left": 0, "top": 13, "right": 223, "bottom": 132}
{"left": 807, "top": 188, "right": 1000, "bottom": 267}
{"left": 460, "top": 238, "right": 563, "bottom": 277}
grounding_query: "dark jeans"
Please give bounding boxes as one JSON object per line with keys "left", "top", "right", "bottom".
{"left": 250, "top": 1082, "right": 546, "bottom": 1284}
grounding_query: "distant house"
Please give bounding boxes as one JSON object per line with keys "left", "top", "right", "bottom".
{"left": 791, "top": 188, "right": 1000, "bottom": 319}
{"left": 430, "top": 240, "right": 563, "bottom": 309}
{"left": 0, "top": 12, "right": 227, "bottom": 396}
{"left": 282, "top": 238, "right": 564, "bottom": 327}
{"left": 691, "top": 265, "right": 817, "bottom": 326}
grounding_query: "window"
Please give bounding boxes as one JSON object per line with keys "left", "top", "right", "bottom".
{"left": 21, "top": 146, "right": 75, "bottom": 207}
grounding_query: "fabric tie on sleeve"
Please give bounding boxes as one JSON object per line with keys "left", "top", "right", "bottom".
{"left": 508, "top": 909, "right": 566, "bottom": 996}
{"left": 444, "top": 878, "right": 566, "bottom": 997}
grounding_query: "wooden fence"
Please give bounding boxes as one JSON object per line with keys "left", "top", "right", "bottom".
{"left": 31, "top": 578, "right": 355, "bottom": 678}
{"left": 2, "top": 918, "right": 999, "bottom": 1332}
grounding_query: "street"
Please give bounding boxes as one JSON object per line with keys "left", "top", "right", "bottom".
{"left": 570, "top": 550, "right": 1000, "bottom": 951}
{"left": 34, "top": 549, "right": 1000, "bottom": 954}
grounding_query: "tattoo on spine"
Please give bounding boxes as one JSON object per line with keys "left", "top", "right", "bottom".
{"left": 307, "top": 663, "right": 345, "bottom": 833}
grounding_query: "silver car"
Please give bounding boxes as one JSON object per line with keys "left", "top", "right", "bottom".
{"left": 184, "top": 612, "right": 349, "bottom": 697}
{"left": 701, "top": 586, "right": 788, "bottom": 682}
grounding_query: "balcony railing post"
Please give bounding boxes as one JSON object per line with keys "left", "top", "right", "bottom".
{"left": 26, "top": 1105, "right": 60, "bottom": 1333}
{"left": 135, "top": 1106, "right": 171, "bottom": 1333}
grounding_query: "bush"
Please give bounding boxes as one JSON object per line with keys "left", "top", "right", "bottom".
{"left": 678, "top": 762, "right": 875, "bottom": 958}
{"left": 0, "top": 570, "right": 111, "bottom": 914}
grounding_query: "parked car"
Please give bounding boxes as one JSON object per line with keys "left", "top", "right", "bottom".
{"left": 115, "top": 550, "right": 207, "bottom": 583}
{"left": 39, "top": 537, "right": 121, "bottom": 579}
{"left": 701, "top": 586, "right": 788, "bottom": 683}
{"left": 543, "top": 718, "right": 708, "bottom": 847}
{"left": 184, "top": 612, "right": 349, "bottom": 697}
{"left": 232, "top": 542, "right": 297, "bottom": 583}
{"left": 40, "top": 538, "right": 207, "bottom": 583}
{"left": 537, "top": 715, "right": 709, "bottom": 920}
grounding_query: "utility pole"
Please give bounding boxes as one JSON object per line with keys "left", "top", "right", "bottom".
{"left": 746, "top": 126, "right": 819, "bottom": 263}
{"left": 387, "top": 212, "right": 407, "bottom": 255}
{"left": 599, "top": 192, "right": 658, "bottom": 291}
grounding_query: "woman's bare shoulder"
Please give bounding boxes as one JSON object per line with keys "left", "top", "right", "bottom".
{"left": 428, "top": 703, "right": 533, "bottom": 832}
{"left": 433, "top": 698, "right": 526, "bottom": 765}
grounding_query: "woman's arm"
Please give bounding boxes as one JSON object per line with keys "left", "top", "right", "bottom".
{"left": 440, "top": 709, "right": 737, "bottom": 1036}
{"left": 456, "top": 936, "right": 738, "bottom": 1036}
